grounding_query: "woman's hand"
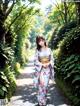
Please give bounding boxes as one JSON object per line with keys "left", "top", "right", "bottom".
{"left": 42, "top": 62, "right": 50, "bottom": 68}
{"left": 42, "top": 64, "right": 47, "bottom": 68}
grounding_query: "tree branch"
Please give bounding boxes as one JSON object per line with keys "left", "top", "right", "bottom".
{"left": 52, "top": 2, "right": 65, "bottom": 24}
{"left": 3, "top": 0, "right": 9, "bottom": 13}
{"left": 0, "top": 0, "right": 3, "bottom": 10}
{"left": 7, "top": 2, "right": 31, "bottom": 29}
{"left": 5, "top": 0, "right": 15, "bottom": 19}
{"left": 11, "top": 11, "right": 36, "bottom": 33}
{"left": 5, "top": 3, "right": 31, "bottom": 36}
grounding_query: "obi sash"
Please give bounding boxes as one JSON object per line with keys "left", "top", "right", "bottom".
{"left": 38, "top": 55, "right": 51, "bottom": 64}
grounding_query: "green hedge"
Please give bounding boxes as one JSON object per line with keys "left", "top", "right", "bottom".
{"left": 0, "top": 43, "right": 20, "bottom": 101}
{"left": 50, "top": 21, "right": 77, "bottom": 49}
{"left": 58, "top": 26, "right": 80, "bottom": 59}
{"left": 56, "top": 55, "right": 80, "bottom": 97}
{"left": 4, "top": 65, "right": 16, "bottom": 101}
{"left": 55, "top": 75, "right": 80, "bottom": 106}
{"left": 55, "top": 26, "right": 80, "bottom": 105}
{"left": 0, "top": 65, "right": 16, "bottom": 101}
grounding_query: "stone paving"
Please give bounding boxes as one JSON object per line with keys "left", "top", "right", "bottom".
{"left": 8, "top": 56, "right": 71, "bottom": 106}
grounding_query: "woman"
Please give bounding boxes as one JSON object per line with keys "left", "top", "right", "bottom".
{"left": 33, "top": 35, "right": 54, "bottom": 106}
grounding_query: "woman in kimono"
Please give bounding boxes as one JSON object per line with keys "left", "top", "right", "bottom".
{"left": 33, "top": 35, "right": 54, "bottom": 106}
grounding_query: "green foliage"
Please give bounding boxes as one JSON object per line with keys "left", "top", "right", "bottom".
{"left": 0, "top": 0, "right": 41, "bottom": 101}
{"left": 48, "top": 2, "right": 77, "bottom": 50}
{"left": 57, "top": 21, "right": 77, "bottom": 44}
{"left": 14, "top": 62, "right": 20, "bottom": 77}
{"left": 0, "top": 71, "right": 10, "bottom": 98}
{"left": 48, "top": 26, "right": 59, "bottom": 49}
{"left": 14, "top": 36, "right": 30, "bottom": 65}
{"left": 0, "top": 43, "right": 17, "bottom": 100}
{"left": 11, "top": 4, "right": 39, "bottom": 65}
{"left": 28, "top": 0, "right": 40, "bottom": 3}
{"left": 55, "top": 26, "right": 80, "bottom": 105}
{"left": 49, "top": 21, "right": 77, "bottom": 49}
{"left": 56, "top": 55, "right": 80, "bottom": 98}
{"left": 29, "top": 15, "right": 45, "bottom": 47}
{"left": 4, "top": 64, "right": 16, "bottom": 100}
{"left": 0, "top": 43, "right": 14, "bottom": 68}
{"left": 55, "top": 75, "right": 80, "bottom": 106}
{"left": 58, "top": 26, "right": 80, "bottom": 58}
{"left": 48, "top": 3, "right": 76, "bottom": 26}
{"left": 0, "top": 64, "right": 16, "bottom": 100}
{"left": 47, "top": 2, "right": 80, "bottom": 105}
{"left": 43, "top": 18, "right": 53, "bottom": 36}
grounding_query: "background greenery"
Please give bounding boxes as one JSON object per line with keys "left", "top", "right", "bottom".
{"left": 0, "top": 0, "right": 80, "bottom": 105}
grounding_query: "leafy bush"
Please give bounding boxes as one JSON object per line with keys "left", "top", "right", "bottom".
{"left": 14, "top": 62, "right": 21, "bottom": 77}
{"left": 50, "top": 21, "right": 77, "bottom": 49}
{"left": 4, "top": 64, "right": 16, "bottom": 101}
{"left": 55, "top": 74, "right": 80, "bottom": 106}
{"left": 57, "top": 21, "right": 77, "bottom": 42}
{"left": 0, "top": 43, "right": 17, "bottom": 100}
{"left": 0, "top": 71, "right": 10, "bottom": 98}
{"left": 55, "top": 26, "right": 80, "bottom": 105}
{"left": 14, "top": 36, "right": 29, "bottom": 66}
{"left": 56, "top": 55, "right": 80, "bottom": 104}
{"left": 49, "top": 26, "right": 59, "bottom": 49}
{"left": 0, "top": 64, "right": 16, "bottom": 100}
{"left": 58, "top": 26, "right": 80, "bottom": 60}
{"left": 0, "top": 43, "right": 14, "bottom": 68}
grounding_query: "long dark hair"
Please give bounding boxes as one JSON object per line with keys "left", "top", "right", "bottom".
{"left": 36, "top": 35, "right": 47, "bottom": 51}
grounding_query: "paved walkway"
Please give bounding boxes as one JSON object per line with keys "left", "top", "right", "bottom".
{"left": 8, "top": 56, "right": 70, "bottom": 106}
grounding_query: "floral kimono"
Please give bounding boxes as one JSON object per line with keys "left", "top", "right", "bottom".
{"left": 33, "top": 47, "right": 54, "bottom": 105}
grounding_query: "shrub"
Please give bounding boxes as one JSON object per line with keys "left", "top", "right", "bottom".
{"left": 0, "top": 70, "right": 10, "bottom": 99}
{"left": 0, "top": 43, "right": 17, "bottom": 100}
{"left": 49, "top": 26, "right": 59, "bottom": 49}
{"left": 56, "top": 55, "right": 80, "bottom": 104}
{"left": 0, "top": 43, "right": 14, "bottom": 68}
{"left": 4, "top": 64, "right": 16, "bottom": 101}
{"left": 55, "top": 26, "right": 80, "bottom": 105}
{"left": 0, "top": 65, "right": 16, "bottom": 100}
{"left": 50, "top": 21, "right": 77, "bottom": 49}
{"left": 58, "top": 26, "right": 80, "bottom": 59}
{"left": 57, "top": 21, "right": 77, "bottom": 42}
{"left": 14, "top": 62, "right": 21, "bottom": 77}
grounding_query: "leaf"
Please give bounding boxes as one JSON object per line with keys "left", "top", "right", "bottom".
{"left": 2, "top": 86, "right": 7, "bottom": 92}
{"left": 0, "top": 71, "right": 4, "bottom": 75}
{"left": 1, "top": 53, "right": 8, "bottom": 59}
{"left": 5, "top": 84, "right": 9, "bottom": 88}
{"left": 1, "top": 75, "right": 7, "bottom": 80}
{"left": 72, "top": 75, "right": 80, "bottom": 84}
{"left": 0, "top": 89, "right": 4, "bottom": 96}
{"left": 65, "top": 64, "right": 75, "bottom": 72}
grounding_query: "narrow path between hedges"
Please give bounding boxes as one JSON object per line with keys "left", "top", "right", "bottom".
{"left": 8, "top": 55, "right": 71, "bottom": 106}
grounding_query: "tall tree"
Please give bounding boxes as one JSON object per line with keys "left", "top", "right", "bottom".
{"left": 0, "top": 0, "right": 40, "bottom": 43}
{"left": 64, "top": 2, "right": 68, "bottom": 24}
{"left": 48, "top": 2, "right": 76, "bottom": 26}
{"left": 75, "top": 2, "right": 80, "bottom": 25}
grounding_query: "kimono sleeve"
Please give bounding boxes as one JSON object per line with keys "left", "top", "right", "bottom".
{"left": 34, "top": 49, "right": 43, "bottom": 72}
{"left": 49, "top": 48, "right": 54, "bottom": 68}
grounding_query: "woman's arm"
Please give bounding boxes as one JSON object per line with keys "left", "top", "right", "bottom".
{"left": 45, "top": 48, "right": 54, "bottom": 68}
{"left": 49, "top": 48, "right": 54, "bottom": 68}
{"left": 34, "top": 49, "right": 43, "bottom": 71}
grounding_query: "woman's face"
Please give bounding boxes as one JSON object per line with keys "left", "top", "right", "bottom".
{"left": 38, "top": 39, "right": 45, "bottom": 47}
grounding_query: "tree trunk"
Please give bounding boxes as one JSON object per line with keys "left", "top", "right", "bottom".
{"left": 0, "top": 0, "right": 15, "bottom": 43}
{"left": 64, "top": 2, "right": 68, "bottom": 25}
{"left": 76, "top": 2, "right": 80, "bottom": 25}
